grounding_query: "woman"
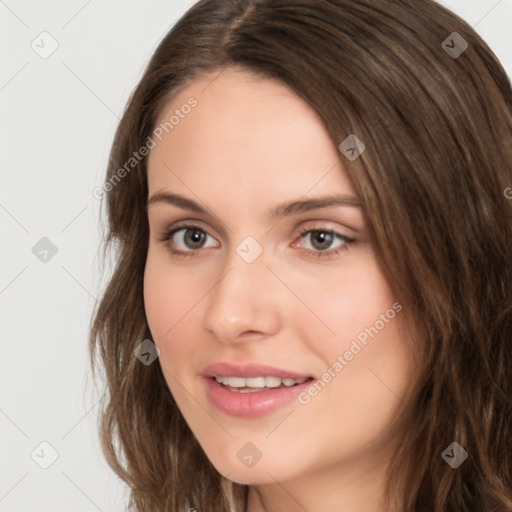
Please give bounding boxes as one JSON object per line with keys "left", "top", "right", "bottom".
{"left": 89, "top": 0, "right": 512, "bottom": 510}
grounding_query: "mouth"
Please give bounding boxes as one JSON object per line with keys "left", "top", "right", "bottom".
{"left": 202, "top": 361, "right": 315, "bottom": 380}
{"left": 203, "top": 374, "right": 316, "bottom": 417}
{"left": 202, "top": 362, "right": 316, "bottom": 416}
{"left": 211, "top": 375, "right": 315, "bottom": 393}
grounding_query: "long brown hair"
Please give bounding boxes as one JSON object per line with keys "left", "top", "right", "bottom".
{"left": 89, "top": 0, "right": 512, "bottom": 510}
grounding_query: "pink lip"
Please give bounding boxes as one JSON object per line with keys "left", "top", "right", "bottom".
{"left": 202, "top": 362, "right": 313, "bottom": 380}
{"left": 203, "top": 377, "right": 314, "bottom": 417}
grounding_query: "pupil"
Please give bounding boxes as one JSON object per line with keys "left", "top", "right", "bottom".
{"left": 312, "top": 231, "right": 332, "bottom": 250}
{"left": 186, "top": 230, "right": 205, "bottom": 248}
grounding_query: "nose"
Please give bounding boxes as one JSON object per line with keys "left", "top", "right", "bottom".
{"left": 202, "top": 247, "right": 282, "bottom": 345}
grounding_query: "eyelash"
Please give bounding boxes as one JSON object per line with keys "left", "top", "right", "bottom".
{"left": 156, "top": 222, "right": 355, "bottom": 260}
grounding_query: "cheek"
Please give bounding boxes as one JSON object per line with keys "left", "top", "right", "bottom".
{"left": 143, "top": 250, "right": 209, "bottom": 373}
{"left": 311, "top": 269, "right": 410, "bottom": 432}
{"left": 143, "top": 253, "right": 170, "bottom": 337}
{"left": 143, "top": 251, "right": 191, "bottom": 349}
{"left": 305, "top": 258, "right": 395, "bottom": 346}
{"left": 143, "top": 247, "right": 199, "bottom": 330}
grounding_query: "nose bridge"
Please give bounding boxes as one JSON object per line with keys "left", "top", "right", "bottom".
{"left": 202, "top": 240, "right": 281, "bottom": 342}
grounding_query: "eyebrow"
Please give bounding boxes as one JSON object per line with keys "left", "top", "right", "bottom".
{"left": 147, "top": 191, "right": 361, "bottom": 220}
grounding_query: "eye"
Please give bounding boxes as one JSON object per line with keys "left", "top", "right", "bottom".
{"left": 156, "top": 222, "right": 355, "bottom": 260}
{"left": 294, "top": 225, "right": 355, "bottom": 259}
{"left": 157, "top": 224, "right": 218, "bottom": 257}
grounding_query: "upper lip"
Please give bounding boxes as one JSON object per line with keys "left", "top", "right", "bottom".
{"left": 202, "top": 362, "right": 314, "bottom": 380}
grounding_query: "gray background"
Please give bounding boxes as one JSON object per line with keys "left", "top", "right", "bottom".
{"left": 1, "top": 1, "right": 511, "bottom": 510}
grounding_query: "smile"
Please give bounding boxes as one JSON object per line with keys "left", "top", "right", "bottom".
{"left": 214, "top": 375, "right": 311, "bottom": 391}
{"left": 204, "top": 376, "right": 315, "bottom": 417}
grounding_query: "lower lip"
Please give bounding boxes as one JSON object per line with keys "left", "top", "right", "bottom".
{"left": 204, "top": 377, "right": 313, "bottom": 417}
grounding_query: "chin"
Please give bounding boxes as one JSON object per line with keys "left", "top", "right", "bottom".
{"left": 208, "top": 452, "right": 300, "bottom": 486}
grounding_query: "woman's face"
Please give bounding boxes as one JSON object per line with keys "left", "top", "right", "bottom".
{"left": 144, "top": 67, "right": 413, "bottom": 494}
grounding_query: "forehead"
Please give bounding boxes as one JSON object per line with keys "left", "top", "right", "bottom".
{"left": 147, "top": 67, "right": 356, "bottom": 206}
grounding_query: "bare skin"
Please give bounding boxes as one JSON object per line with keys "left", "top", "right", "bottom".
{"left": 144, "top": 66, "right": 412, "bottom": 512}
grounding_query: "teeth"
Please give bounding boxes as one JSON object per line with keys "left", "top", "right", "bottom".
{"left": 214, "top": 375, "right": 309, "bottom": 388}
